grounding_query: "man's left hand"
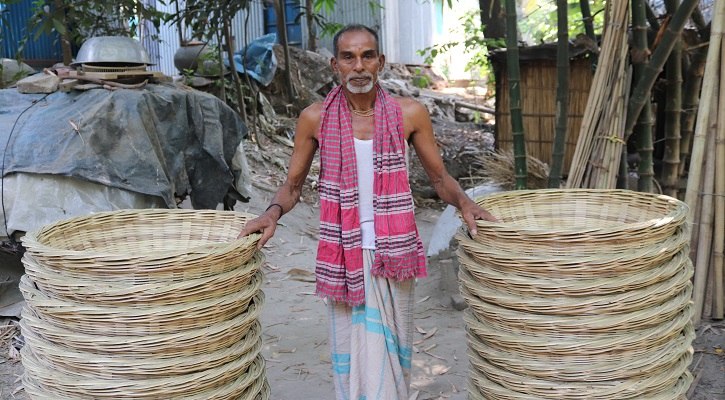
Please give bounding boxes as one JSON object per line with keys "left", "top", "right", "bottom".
{"left": 460, "top": 200, "right": 498, "bottom": 237}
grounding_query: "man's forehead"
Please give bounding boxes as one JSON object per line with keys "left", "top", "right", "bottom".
{"left": 337, "top": 30, "right": 377, "bottom": 50}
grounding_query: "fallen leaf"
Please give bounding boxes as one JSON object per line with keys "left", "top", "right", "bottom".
{"left": 433, "top": 365, "right": 451, "bottom": 375}
{"left": 416, "top": 295, "right": 430, "bottom": 304}
{"left": 415, "top": 326, "right": 427, "bottom": 335}
{"left": 287, "top": 268, "right": 315, "bottom": 282}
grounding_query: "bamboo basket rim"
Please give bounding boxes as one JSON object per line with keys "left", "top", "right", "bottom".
{"left": 20, "top": 272, "right": 263, "bottom": 335}
{"left": 23, "top": 251, "right": 263, "bottom": 305}
{"left": 457, "top": 260, "right": 693, "bottom": 316}
{"left": 459, "top": 282, "right": 692, "bottom": 334}
{"left": 465, "top": 327, "right": 694, "bottom": 381}
{"left": 21, "top": 347, "right": 263, "bottom": 398}
{"left": 456, "top": 228, "right": 689, "bottom": 278}
{"left": 23, "top": 318, "right": 263, "bottom": 378}
{"left": 462, "top": 308, "right": 694, "bottom": 357}
{"left": 469, "top": 189, "right": 687, "bottom": 239}
{"left": 468, "top": 362, "right": 693, "bottom": 400}
{"left": 20, "top": 291, "right": 265, "bottom": 357}
{"left": 467, "top": 346, "right": 693, "bottom": 399}
{"left": 457, "top": 247, "right": 689, "bottom": 297}
{"left": 21, "top": 208, "right": 261, "bottom": 262}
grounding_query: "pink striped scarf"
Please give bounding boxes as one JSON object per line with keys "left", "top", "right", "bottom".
{"left": 315, "top": 85, "right": 426, "bottom": 305}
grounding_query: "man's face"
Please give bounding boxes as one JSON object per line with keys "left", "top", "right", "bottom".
{"left": 331, "top": 30, "right": 385, "bottom": 95}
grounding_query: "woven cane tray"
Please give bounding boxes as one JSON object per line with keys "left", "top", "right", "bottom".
{"left": 20, "top": 291, "right": 265, "bottom": 357}
{"left": 21, "top": 209, "right": 261, "bottom": 282}
{"left": 20, "top": 271, "right": 262, "bottom": 335}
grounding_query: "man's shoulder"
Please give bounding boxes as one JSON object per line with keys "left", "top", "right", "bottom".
{"left": 299, "top": 102, "right": 324, "bottom": 124}
{"left": 392, "top": 96, "right": 429, "bottom": 118}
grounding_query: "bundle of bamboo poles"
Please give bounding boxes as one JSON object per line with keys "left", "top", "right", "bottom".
{"left": 566, "top": 1, "right": 630, "bottom": 189}
{"left": 686, "top": 0, "right": 725, "bottom": 324}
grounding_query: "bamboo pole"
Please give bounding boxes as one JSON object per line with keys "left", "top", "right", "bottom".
{"left": 661, "top": 0, "right": 683, "bottom": 197}
{"left": 632, "top": 0, "right": 655, "bottom": 193}
{"left": 579, "top": 0, "right": 599, "bottom": 69}
{"left": 624, "top": 0, "right": 701, "bottom": 138}
{"left": 693, "top": 118, "right": 718, "bottom": 325}
{"left": 504, "top": 0, "right": 528, "bottom": 189}
{"left": 548, "top": 0, "right": 569, "bottom": 188}
{"left": 566, "top": 1, "right": 628, "bottom": 188}
{"left": 713, "top": 43, "right": 725, "bottom": 320}
{"left": 679, "top": 45, "right": 708, "bottom": 179}
{"left": 685, "top": 0, "right": 725, "bottom": 226}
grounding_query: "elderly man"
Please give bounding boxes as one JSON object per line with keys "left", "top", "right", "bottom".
{"left": 240, "top": 24, "right": 496, "bottom": 400}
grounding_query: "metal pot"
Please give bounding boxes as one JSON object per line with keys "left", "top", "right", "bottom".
{"left": 72, "top": 36, "right": 152, "bottom": 67}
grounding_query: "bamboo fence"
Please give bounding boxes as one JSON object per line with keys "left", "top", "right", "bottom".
{"left": 685, "top": 0, "right": 725, "bottom": 324}
{"left": 495, "top": 58, "right": 594, "bottom": 173}
{"left": 566, "top": 1, "right": 630, "bottom": 189}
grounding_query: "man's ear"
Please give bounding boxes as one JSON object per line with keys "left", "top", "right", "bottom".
{"left": 330, "top": 57, "right": 338, "bottom": 73}
{"left": 378, "top": 54, "right": 386, "bottom": 71}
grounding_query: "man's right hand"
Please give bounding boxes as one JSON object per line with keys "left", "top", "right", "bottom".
{"left": 238, "top": 210, "right": 281, "bottom": 249}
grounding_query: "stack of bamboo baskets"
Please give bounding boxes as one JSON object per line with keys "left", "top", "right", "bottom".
{"left": 457, "top": 189, "right": 695, "bottom": 399}
{"left": 18, "top": 209, "right": 268, "bottom": 399}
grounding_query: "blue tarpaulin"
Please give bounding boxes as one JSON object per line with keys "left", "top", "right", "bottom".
{"left": 227, "top": 33, "right": 278, "bottom": 87}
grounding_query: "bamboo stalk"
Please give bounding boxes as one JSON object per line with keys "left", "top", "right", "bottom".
{"left": 548, "top": 0, "right": 570, "bottom": 188}
{"left": 693, "top": 121, "right": 718, "bottom": 325}
{"left": 566, "top": 1, "right": 628, "bottom": 188}
{"left": 632, "top": 0, "right": 655, "bottom": 193}
{"left": 624, "top": 0, "right": 701, "bottom": 138}
{"left": 685, "top": 0, "right": 725, "bottom": 226}
{"left": 579, "top": 0, "right": 599, "bottom": 69}
{"left": 713, "top": 43, "right": 725, "bottom": 320}
{"left": 504, "top": 0, "right": 527, "bottom": 189}
{"left": 661, "top": 0, "right": 683, "bottom": 197}
{"left": 679, "top": 45, "right": 708, "bottom": 179}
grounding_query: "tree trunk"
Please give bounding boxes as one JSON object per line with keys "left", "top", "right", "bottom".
{"left": 275, "top": 0, "right": 295, "bottom": 103}
{"left": 548, "top": 0, "right": 569, "bottom": 188}
{"left": 631, "top": 0, "right": 655, "bottom": 192}
{"left": 479, "top": 0, "right": 505, "bottom": 46}
{"left": 679, "top": 39, "right": 708, "bottom": 178}
{"left": 223, "top": 19, "right": 248, "bottom": 124}
{"left": 579, "top": 0, "right": 599, "bottom": 68}
{"left": 305, "top": 0, "right": 316, "bottom": 51}
{"left": 53, "top": 0, "right": 72, "bottom": 65}
{"left": 504, "top": 0, "right": 527, "bottom": 189}
{"left": 660, "top": 0, "right": 683, "bottom": 197}
{"left": 624, "top": 0, "right": 701, "bottom": 138}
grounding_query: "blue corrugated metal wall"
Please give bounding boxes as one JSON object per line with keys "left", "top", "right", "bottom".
{"left": 0, "top": 0, "right": 62, "bottom": 66}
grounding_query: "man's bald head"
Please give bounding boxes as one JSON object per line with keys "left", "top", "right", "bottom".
{"left": 332, "top": 24, "right": 380, "bottom": 58}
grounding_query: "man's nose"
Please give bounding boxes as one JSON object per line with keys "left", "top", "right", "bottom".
{"left": 352, "top": 57, "right": 364, "bottom": 71}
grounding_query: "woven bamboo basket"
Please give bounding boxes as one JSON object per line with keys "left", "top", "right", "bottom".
{"left": 22, "top": 251, "right": 263, "bottom": 305}
{"left": 20, "top": 270, "right": 262, "bottom": 335}
{"left": 20, "top": 291, "right": 264, "bottom": 357}
{"left": 21, "top": 209, "right": 261, "bottom": 282}
{"left": 19, "top": 209, "right": 268, "bottom": 399}
{"left": 468, "top": 189, "right": 688, "bottom": 247}
{"left": 457, "top": 189, "right": 694, "bottom": 399}
{"left": 22, "top": 354, "right": 269, "bottom": 400}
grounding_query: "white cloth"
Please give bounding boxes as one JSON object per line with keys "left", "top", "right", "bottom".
{"left": 327, "top": 249, "right": 415, "bottom": 400}
{"left": 354, "top": 138, "right": 376, "bottom": 249}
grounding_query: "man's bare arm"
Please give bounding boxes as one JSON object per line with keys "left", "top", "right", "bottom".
{"left": 239, "top": 103, "right": 321, "bottom": 247}
{"left": 403, "top": 99, "right": 497, "bottom": 235}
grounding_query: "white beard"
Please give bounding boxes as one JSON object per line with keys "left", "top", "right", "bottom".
{"left": 345, "top": 75, "right": 375, "bottom": 94}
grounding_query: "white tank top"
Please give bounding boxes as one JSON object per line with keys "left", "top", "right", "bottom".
{"left": 354, "top": 138, "right": 375, "bottom": 249}
{"left": 354, "top": 137, "right": 410, "bottom": 250}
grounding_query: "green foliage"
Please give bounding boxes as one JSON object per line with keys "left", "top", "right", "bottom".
{"left": 519, "top": 0, "right": 606, "bottom": 44}
{"left": 417, "top": 11, "right": 501, "bottom": 76}
{"left": 19, "top": 0, "right": 168, "bottom": 51}
{"left": 169, "top": 0, "right": 250, "bottom": 42}
{"left": 411, "top": 67, "right": 431, "bottom": 88}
